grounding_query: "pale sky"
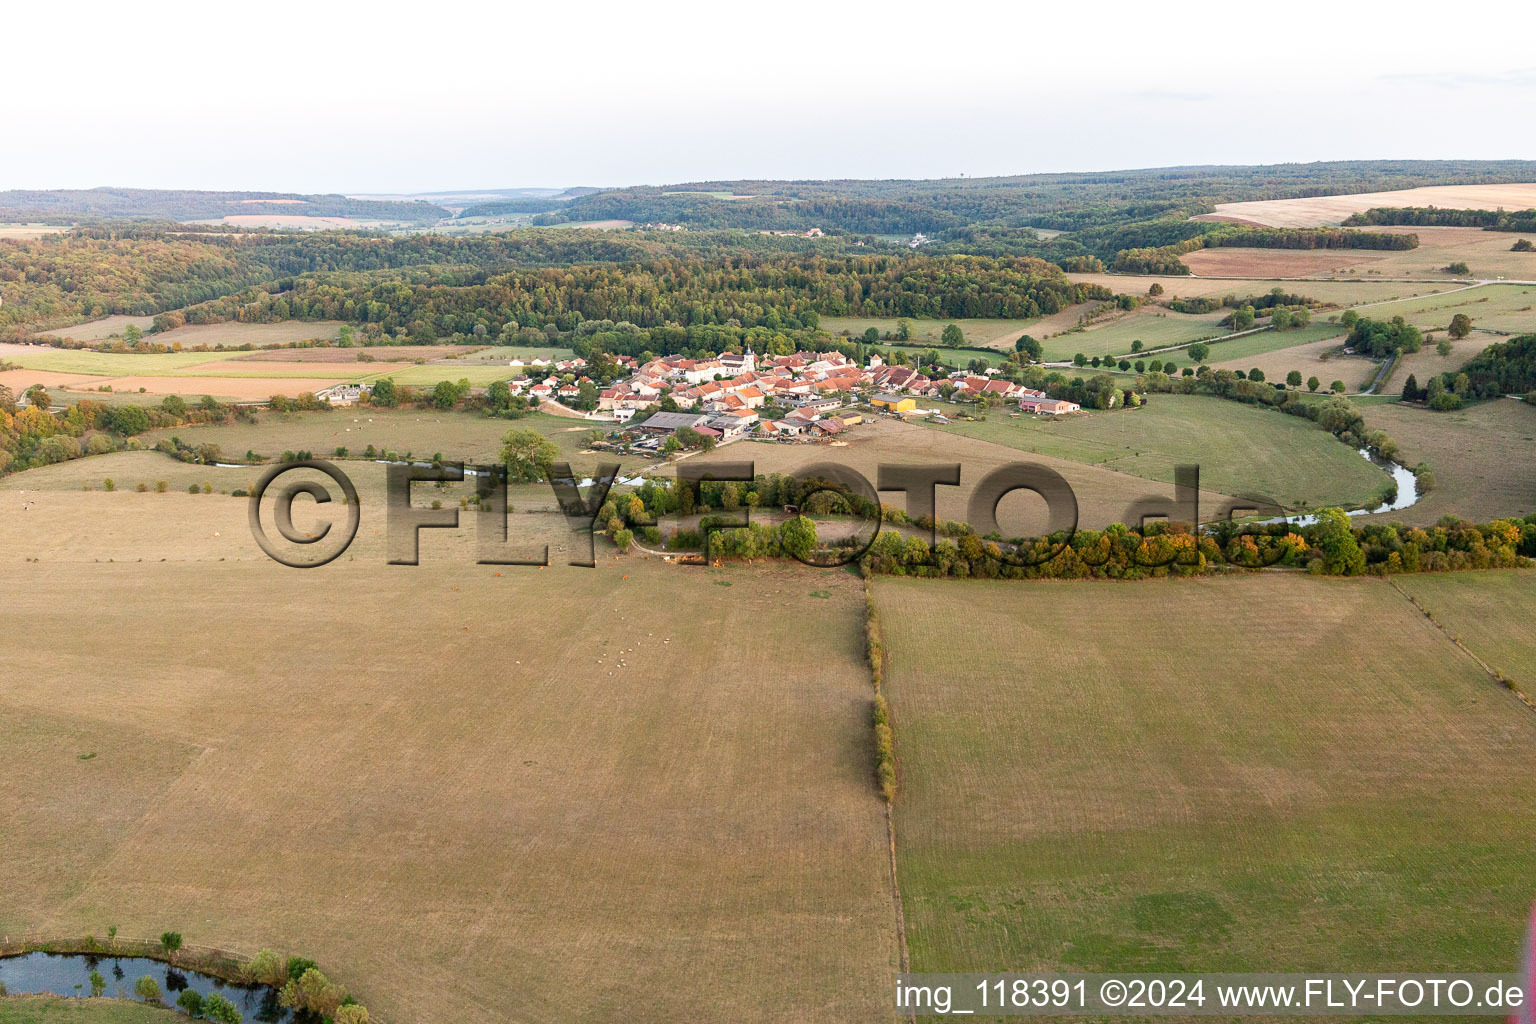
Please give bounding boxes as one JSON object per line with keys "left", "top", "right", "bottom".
{"left": 10, "top": 0, "right": 1535, "bottom": 194}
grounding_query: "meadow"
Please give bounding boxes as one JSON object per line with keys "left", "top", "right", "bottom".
{"left": 1360, "top": 398, "right": 1536, "bottom": 524}
{"left": 134, "top": 408, "right": 621, "bottom": 467}
{"left": 0, "top": 997, "right": 178, "bottom": 1023}
{"left": 0, "top": 497, "right": 899, "bottom": 1024}
{"left": 1207, "top": 336, "right": 1375, "bottom": 392}
{"left": 924, "top": 392, "right": 1389, "bottom": 512}
{"left": 1348, "top": 283, "right": 1536, "bottom": 334}
{"left": 682, "top": 418, "right": 1243, "bottom": 533}
{"left": 874, "top": 573, "right": 1536, "bottom": 977}
{"left": 1043, "top": 310, "right": 1229, "bottom": 361}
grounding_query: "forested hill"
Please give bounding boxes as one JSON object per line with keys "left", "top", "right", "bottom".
{"left": 0, "top": 227, "right": 1014, "bottom": 330}
{"left": 0, "top": 188, "right": 448, "bottom": 225}
{"left": 533, "top": 160, "right": 1536, "bottom": 232}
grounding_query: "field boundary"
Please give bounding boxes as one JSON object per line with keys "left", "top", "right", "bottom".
{"left": 863, "top": 576, "right": 911, "bottom": 984}
{"left": 1386, "top": 578, "right": 1536, "bottom": 712}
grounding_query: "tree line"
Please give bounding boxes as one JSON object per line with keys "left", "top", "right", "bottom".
{"left": 1343, "top": 206, "right": 1536, "bottom": 232}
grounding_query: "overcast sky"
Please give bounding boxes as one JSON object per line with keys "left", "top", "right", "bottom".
{"left": 11, "top": 0, "right": 1535, "bottom": 194}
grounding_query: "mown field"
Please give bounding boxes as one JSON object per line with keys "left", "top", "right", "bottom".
{"left": 0, "top": 490, "right": 899, "bottom": 1024}
{"left": 924, "top": 393, "right": 1389, "bottom": 512}
{"left": 874, "top": 573, "right": 1536, "bottom": 978}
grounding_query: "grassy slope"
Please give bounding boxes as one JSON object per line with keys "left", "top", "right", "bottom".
{"left": 876, "top": 573, "right": 1536, "bottom": 976}
{"left": 925, "top": 393, "right": 1388, "bottom": 511}
{"left": 0, "top": 998, "right": 179, "bottom": 1024}
{"left": 133, "top": 408, "right": 615, "bottom": 467}
{"left": 1360, "top": 398, "right": 1536, "bottom": 524}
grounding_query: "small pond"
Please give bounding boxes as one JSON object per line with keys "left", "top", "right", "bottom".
{"left": 0, "top": 951, "right": 295, "bottom": 1022}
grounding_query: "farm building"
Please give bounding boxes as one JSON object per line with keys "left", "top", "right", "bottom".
{"left": 636, "top": 412, "right": 712, "bottom": 434}
{"left": 871, "top": 393, "right": 915, "bottom": 412}
{"left": 1018, "top": 397, "right": 1081, "bottom": 415}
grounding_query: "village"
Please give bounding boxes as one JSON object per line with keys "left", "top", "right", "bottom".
{"left": 317, "top": 343, "right": 1083, "bottom": 452}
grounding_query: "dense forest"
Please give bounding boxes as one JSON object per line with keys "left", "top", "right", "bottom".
{"left": 1, "top": 228, "right": 867, "bottom": 332}
{"left": 1458, "top": 334, "right": 1536, "bottom": 396}
{"left": 1343, "top": 207, "right": 1536, "bottom": 232}
{"left": 152, "top": 253, "right": 1114, "bottom": 339}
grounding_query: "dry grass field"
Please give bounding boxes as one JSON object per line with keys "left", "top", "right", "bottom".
{"left": 0, "top": 344, "right": 234, "bottom": 375}
{"left": 1180, "top": 229, "right": 1536, "bottom": 282}
{"left": 39, "top": 321, "right": 346, "bottom": 347}
{"left": 85, "top": 375, "right": 352, "bottom": 400}
{"left": 0, "top": 224, "right": 70, "bottom": 240}
{"left": 1382, "top": 332, "right": 1490, "bottom": 388}
{"left": 874, "top": 573, "right": 1536, "bottom": 976}
{"left": 230, "top": 345, "right": 484, "bottom": 363}
{"left": 0, "top": 486, "right": 900, "bottom": 1023}
{"left": 1395, "top": 569, "right": 1536, "bottom": 683}
{"left": 1326, "top": 226, "right": 1536, "bottom": 281}
{"left": 1200, "top": 183, "right": 1536, "bottom": 228}
{"left": 1360, "top": 398, "right": 1536, "bottom": 524}
{"left": 683, "top": 417, "right": 1245, "bottom": 533}
{"left": 1208, "top": 336, "right": 1377, "bottom": 391}
{"left": 132, "top": 408, "right": 621, "bottom": 467}
{"left": 148, "top": 321, "right": 348, "bottom": 347}
{"left": 1181, "top": 248, "right": 1374, "bottom": 277}
{"left": 147, "top": 359, "right": 408, "bottom": 380}
{"left": 1047, "top": 309, "right": 1230, "bottom": 360}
